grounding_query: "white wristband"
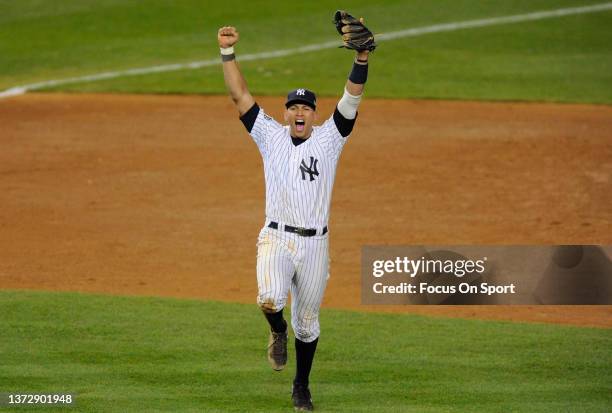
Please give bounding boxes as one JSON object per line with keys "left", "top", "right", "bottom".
{"left": 220, "top": 46, "right": 235, "bottom": 55}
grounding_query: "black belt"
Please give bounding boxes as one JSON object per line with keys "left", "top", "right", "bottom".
{"left": 268, "top": 221, "right": 327, "bottom": 237}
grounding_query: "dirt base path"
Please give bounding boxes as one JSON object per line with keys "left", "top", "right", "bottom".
{"left": 1, "top": 93, "right": 611, "bottom": 327}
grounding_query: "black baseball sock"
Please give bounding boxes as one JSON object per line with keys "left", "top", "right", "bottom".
{"left": 294, "top": 337, "right": 319, "bottom": 387}
{"left": 263, "top": 309, "right": 287, "bottom": 333}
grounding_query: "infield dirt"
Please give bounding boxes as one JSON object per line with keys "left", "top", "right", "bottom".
{"left": 1, "top": 93, "right": 611, "bottom": 327}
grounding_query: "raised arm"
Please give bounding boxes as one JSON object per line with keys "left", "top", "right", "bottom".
{"left": 218, "top": 26, "right": 255, "bottom": 116}
{"left": 346, "top": 50, "right": 369, "bottom": 97}
{"left": 334, "top": 14, "right": 373, "bottom": 127}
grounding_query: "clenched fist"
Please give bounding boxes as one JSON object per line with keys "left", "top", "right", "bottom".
{"left": 218, "top": 26, "right": 239, "bottom": 48}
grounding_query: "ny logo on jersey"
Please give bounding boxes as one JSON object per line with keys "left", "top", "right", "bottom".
{"left": 300, "top": 157, "right": 319, "bottom": 181}
{"left": 296, "top": 89, "right": 306, "bottom": 96}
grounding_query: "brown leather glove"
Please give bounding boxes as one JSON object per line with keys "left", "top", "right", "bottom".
{"left": 333, "top": 10, "right": 376, "bottom": 52}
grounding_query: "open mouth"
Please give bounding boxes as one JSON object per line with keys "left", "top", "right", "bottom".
{"left": 295, "top": 119, "right": 305, "bottom": 133}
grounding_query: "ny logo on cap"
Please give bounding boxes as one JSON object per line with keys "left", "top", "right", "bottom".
{"left": 296, "top": 89, "right": 306, "bottom": 96}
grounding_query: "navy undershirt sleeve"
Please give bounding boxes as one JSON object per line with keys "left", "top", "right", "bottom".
{"left": 240, "top": 103, "right": 260, "bottom": 133}
{"left": 332, "top": 106, "right": 357, "bottom": 138}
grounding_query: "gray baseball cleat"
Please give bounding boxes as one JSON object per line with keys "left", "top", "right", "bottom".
{"left": 292, "top": 383, "right": 314, "bottom": 411}
{"left": 267, "top": 330, "right": 288, "bottom": 371}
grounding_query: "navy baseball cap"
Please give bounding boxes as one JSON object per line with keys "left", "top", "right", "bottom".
{"left": 285, "top": 88, "right": 317, "bottom": 110}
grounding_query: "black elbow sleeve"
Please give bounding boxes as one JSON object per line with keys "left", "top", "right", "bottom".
{"left": 333, "top": 107, "right": 357, "bottom": 137}
{"left": 240, "top": 103, "right": 260, "bottom": 132}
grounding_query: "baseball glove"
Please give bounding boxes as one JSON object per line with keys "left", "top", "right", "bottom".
{"left": 333, "top": 10, "right": 376, "bottom": 52}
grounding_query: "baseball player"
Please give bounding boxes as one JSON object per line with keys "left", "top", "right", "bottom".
{"left": 217, "top": 11, "right": 375, "bottom": 411}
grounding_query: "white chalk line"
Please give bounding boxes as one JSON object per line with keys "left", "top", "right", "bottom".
{"left": 1, "top": 2, "right": 611, "bottom": 99}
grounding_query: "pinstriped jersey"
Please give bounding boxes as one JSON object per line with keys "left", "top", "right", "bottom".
{"left": 248, "top": 107, "right": 349, "bottom": 229}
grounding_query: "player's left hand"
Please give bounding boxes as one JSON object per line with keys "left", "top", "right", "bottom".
{"left": 333, "top": 10, "right": 376, "bottom": 52}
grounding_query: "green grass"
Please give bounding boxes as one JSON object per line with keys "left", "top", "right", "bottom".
{"left": 0, "top": 0, "right": 611, "bottom": 103}
{"left": 0, "top": 291, "right": 610, "bottom": 412}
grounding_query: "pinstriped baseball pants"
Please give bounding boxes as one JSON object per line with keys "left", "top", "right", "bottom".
{"left": 256, "top": 224, "right": 329, "bottom": 343}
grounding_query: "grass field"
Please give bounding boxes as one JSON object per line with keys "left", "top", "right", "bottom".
{"left": 1, "top": 0, "right": 611, "bottom": 103}
{"left": 1, "top": 291, "right": 610, "bottom": 412}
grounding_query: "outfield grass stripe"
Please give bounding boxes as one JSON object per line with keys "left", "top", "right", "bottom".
{"left": 1, "top": 290, "right": 611, "bottom": 412}
{"left": 376, "top": 1, "right": 612, "bottom": 41}
{"left": 1, "top": 1, "right": 611, "bottom": 100}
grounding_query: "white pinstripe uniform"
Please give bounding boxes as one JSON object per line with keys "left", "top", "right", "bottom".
{"left": 248, "top": 105, "right": 349, "bottom": 343}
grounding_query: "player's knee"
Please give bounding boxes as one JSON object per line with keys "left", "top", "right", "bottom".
{"left": 257, "top": 295, "right": 285, "bottom": 314}
{"left": 294, "top": 329, "right": 317, "bottom": 342}
{"left": 259, "top": 301, "right": 277, "bottom": 314}
{"left": 292, "top": 312, "right": 320, "bottom": 342}
{"left": 294, "top": 325, "right": 319, "bottom": 343}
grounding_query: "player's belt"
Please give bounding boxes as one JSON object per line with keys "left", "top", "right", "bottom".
{"left": 268, "top": 221, "right": 328, "bottom": 237}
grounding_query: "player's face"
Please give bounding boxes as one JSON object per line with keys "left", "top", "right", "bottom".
{"left": 285, "top": 104, "right": 317, "bottom": 139}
